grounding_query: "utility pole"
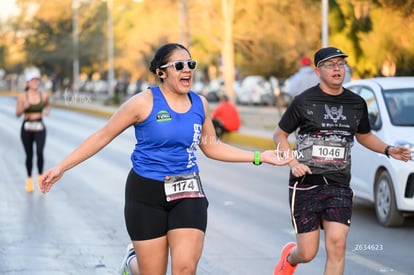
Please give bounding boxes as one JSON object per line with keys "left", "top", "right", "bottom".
{"left": 107, "top": 0, "right": 115, "bottom": 97}
{"left": 322, "top": 0, "right": 329, "bottom": 47}
{"left": 179, "top": 0, "right": 189, "bottom": 47}
{"left": 72, "top": 0, "right": 79, "bottom": 92}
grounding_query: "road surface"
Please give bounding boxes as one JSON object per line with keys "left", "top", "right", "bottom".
{"left": 1, "top": 95, "right": 413, "bottom": 274}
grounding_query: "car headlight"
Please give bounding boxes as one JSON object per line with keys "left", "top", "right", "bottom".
{"left": 395, "top": 140, "right": 414, "bottom": 161}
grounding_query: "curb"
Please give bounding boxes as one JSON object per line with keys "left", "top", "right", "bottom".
{"left": 222, "top": 132, "right": 276, "bottom": 150}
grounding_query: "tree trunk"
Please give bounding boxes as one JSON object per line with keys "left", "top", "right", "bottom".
{"left": 221, "top": 0, "right": 235, "bottom": 103}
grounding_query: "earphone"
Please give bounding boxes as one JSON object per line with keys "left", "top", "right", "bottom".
{"left": 158, "top": 71, "right": 163, "bottom": 77}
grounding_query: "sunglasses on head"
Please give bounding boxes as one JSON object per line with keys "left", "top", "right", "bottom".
{"left": 160, "top": 60, "right": 197, "bottom": 71}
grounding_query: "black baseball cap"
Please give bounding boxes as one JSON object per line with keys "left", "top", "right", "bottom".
{"left": 314, "top": 47, "right": 348, "bottom": 67}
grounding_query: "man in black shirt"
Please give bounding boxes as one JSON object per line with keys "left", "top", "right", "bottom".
{"left": 272, "top": 47, "right": 411, "bottom": 275}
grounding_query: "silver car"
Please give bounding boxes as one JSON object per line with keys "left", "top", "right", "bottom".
{"left": 344, "top": 77, "right": 414, "bottom": 227}
{"left": 235, "top": 75, "right": 275, "bottom": 106}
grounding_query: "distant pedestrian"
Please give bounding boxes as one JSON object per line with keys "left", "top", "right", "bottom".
{"left": 39, "top": 43, "right": 292, "bottom": 275}
{"left": 286, "top": 56, "right": 319, "bottom": 98}
{"left": 16, "top": 69, "right": 50, "bottom": 192}
{"left": 273, "top": 46, "right": 411, "bottom": 275}
{"left": 212, "top": 94, "right": 241, "bottom": 138}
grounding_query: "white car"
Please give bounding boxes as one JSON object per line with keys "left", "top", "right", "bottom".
{"left": 344, "top": 77, "right": 414, "bottom": 227}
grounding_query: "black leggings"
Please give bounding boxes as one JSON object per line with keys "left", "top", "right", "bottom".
{"left": 20, "top": 120, "right": 46, "bottom": 177}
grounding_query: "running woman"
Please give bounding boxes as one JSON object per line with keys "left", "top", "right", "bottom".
{"left": 39, "top": 43, "right": 292, "bottom": 275}
{"left": 16, "top": 70, "right": 50, "bottom": 192}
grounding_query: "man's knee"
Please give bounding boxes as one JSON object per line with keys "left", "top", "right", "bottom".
{"left": 292, "top": 246, "right": 318, "bottom": 263}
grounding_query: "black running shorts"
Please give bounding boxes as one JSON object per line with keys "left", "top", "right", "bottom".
{"left": 124, "top": 169, "right": 209, "bottom": 241}
{"left": 289, "top": 183, "right": 353, "bottom": 234}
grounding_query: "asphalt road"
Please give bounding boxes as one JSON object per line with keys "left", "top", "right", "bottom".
{"left": 1, "top": 95, "right": 413, "bottom": 275}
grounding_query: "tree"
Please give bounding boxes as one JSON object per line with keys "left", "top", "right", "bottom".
{"left": 330, "top": 0, "right": 414, "bottom": 78}
{"left": 12, "top": 0, "right": 109, "bottom": 88}
{"left": 4, "top": 0, "right": 414, "bottom": 91}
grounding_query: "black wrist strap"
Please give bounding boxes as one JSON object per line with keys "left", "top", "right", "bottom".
{"left": 384, "top": 145, "right": 391, "bottom": 158}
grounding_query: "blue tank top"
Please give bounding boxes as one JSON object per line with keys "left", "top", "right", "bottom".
{"left": 130, "top": 86, "right": 205, "bottom": 181}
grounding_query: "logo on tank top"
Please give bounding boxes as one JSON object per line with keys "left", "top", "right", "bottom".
{"left": 323, "top": 104, "right": 346, "bottom": 123}
{"left": 156, "top": 110, "right": 172, "bottom": 122}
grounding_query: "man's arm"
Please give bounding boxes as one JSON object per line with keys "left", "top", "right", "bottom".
{"left": 273, "top": 127, "right": 312, "bottom": 175}
{"left": 273, "top": 128, "right": 293, "bottom": 159}
{"left": 356, "top": 132, "right": 411, "bottom": 161}
{"left": 355, "top": 132, "right": 387, "bottom": 154}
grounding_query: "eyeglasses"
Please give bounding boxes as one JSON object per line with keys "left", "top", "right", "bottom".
{"left": 318, "top": 60, "right": 347, "bottom": 69}
{"left": 160, "top": 60, "right": 197, "bottom": 71}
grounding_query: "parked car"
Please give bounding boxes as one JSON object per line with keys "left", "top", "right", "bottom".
{"left": 191, "top": 79, "right": 223, "bottom": 102}
{"left": 235, "top": 75, "right": 275, "bottom": 106}
{"left": 279, "top": 78, "right": 293, "bottom": 107}
{"left": 344, "top": 77, "right": 414, "bottom": 227}
{"left": 205, "top": 79, "right": 224, "bottom": 102}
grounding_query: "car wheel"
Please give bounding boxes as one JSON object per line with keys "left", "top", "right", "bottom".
{"left": 374, "top": 171, "right": 405, "bottom": 227}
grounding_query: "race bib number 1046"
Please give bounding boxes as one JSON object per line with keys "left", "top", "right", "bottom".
{"left": 311, "top": 140, "right": 347, "bottom": 164}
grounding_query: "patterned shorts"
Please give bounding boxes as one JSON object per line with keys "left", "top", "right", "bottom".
{"left": 289, "top": 183, "right": 354, "bottom": 234}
